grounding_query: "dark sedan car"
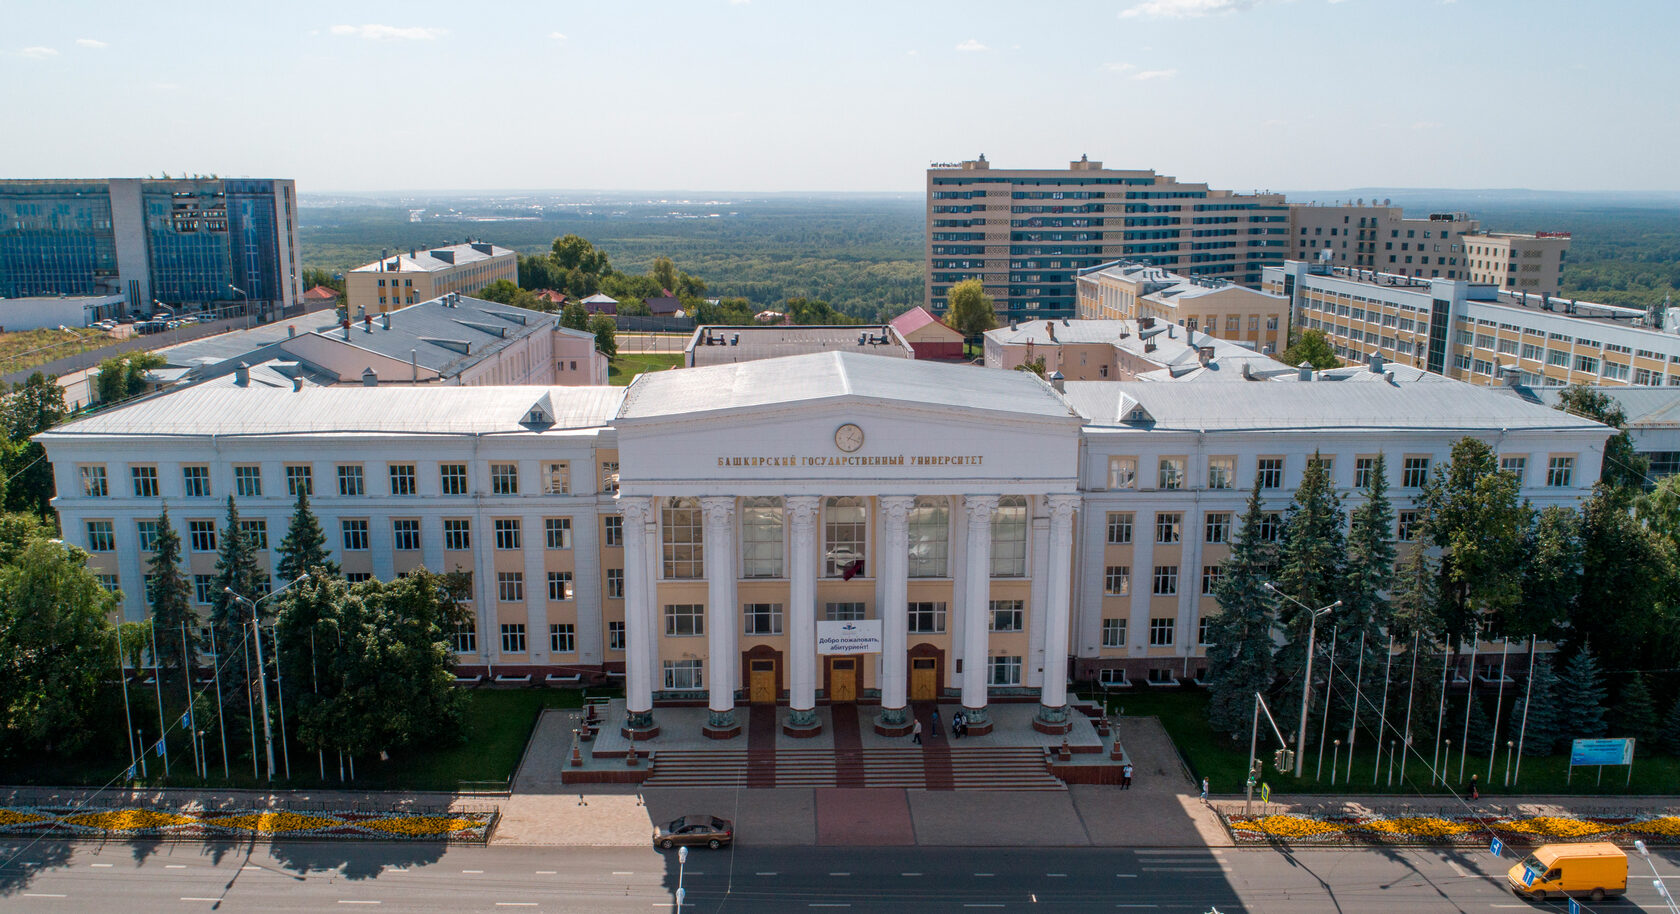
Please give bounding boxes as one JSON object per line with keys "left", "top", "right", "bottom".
{"left": 653, "top": 815, "right": 734, "bottom": 850}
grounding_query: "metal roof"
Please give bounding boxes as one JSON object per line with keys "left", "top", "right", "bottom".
{"left": 348, "top": 242, "right": 513, "bottom": 274}
{"left": 1535, "top": 386, "right": 1680, "bottom": 429}
{"left": 686, "top": 325, "right": 914, "bottom": 365}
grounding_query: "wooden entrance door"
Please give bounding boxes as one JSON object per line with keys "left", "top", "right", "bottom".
{"left": 828, "top": 657, "right": 859, "bottom": 702}
{"left": 748, "top": 659, "right": 778, "bottom": 704}
{"left": 909, "top": 657, "right": 938, "bottom": 701}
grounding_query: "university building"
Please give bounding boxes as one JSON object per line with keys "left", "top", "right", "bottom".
{"left": 345, "top": 242, "right": 517, "bottom": 315}
{"left": 1074, "top": 261, "right": 1291, "bottom": 355}
{"left": 39, "top": 352, "right": 1608, "bottom": 738}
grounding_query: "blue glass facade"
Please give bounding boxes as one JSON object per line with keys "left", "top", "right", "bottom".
{"left": 0, "top": 182, "right": 119, "bottom": 297}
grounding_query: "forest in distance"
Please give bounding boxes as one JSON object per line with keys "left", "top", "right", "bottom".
{"left": 297, "top": 189, "right": 1680, "bottom": 322}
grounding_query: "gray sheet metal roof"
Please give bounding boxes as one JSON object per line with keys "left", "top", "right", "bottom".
{"left": 1536, "top": 385, "right": 1680, "bottom": 429}
{"left": 348, "top": 242, "right": 513, "bottom": 274}
{"left": 619, "top": 351, "right": 1079, "bottom": 422}
{"left": 44, "top": 385, "right": 625, "bottom": 439}
{"left": 1067, "top": 379, "right": 1611, "bottom": 432}
{"left": 686, "top": 325, "right": 913, "bottom": 365}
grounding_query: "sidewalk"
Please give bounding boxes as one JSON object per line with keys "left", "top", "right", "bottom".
{"left": 0, "top": 785, "right": 482, "bottom": 814}
{"left": 1216, "top": 792, "right": 1680, "bottom": 819}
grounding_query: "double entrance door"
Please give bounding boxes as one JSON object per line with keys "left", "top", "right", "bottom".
{"left": 825, "top": 656, "right": 860, "bottom": 702}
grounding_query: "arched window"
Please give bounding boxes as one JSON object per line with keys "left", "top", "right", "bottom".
{"left": 991, "top": 495, "right": 1028, "bottom": 577}
{"left": 907, "top": 496, "right": 950, "bottom": 578}
{"left": 661, "top": 496, "right": 703, "bottom": 579}
{"left": 824, "top": 496, "right": 867, "bottom": 578}
{"left": 741, "top": 496, "right": 784, "bottom": 578}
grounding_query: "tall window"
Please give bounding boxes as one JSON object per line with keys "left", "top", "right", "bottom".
{"left": 907, "top": 602, "right": 946, "bottom": 634}
{"left": 285, "top": 464, "right": 313, "bottom": 497}
{"left": 453, "top": 622, "right": 477, "bottom": 653}
{"left": 1207, "top": 457, "right": 1234, "bottom": 490}
{"left": 1149, "top": 618, "right": 1176, "bottom": 646}
{"left": 494, "top": 519, "right": 521, "bottom": 550}
{"left": 604, "top": 516, "right": 623, "bottom": 547}
{"left": 1500, "top": 455, "right": 1527, "bottom": 482}
{"left": 1257, "top": 512, "right": 1283, "bottom": 543}
{"left": 241, "top": 519, "right": 268, "bottom": 549}
{"left": 233, "top": 465, "right": 261, "bottom": 497}
{"left": 1108, "top": 456, "right": 1137, "bottom": 489}
{"left": 86, "top": 520, "right": 115, "bottom": 552}
{"left": 1106, "top": 512, "right": 1133, "bottom": 544}
{"left": 1155, "top": 512, "right": 1181, "bottom": 544}
{"left": 1105, "top": 565, "right": 1131, "bottom": 596}
{"left": 661, "top": 497, "right": 704, "bottom": 579}
{"left": 825, "top": 602, "right": 867, "bottom": 621}
{"left": 1354, "top": 457, "right": 1376, "bottom": 489}
{"left": 547, "top": 571, "right": 573, "bottom": 601}
{"left": 824, "top": 496, "right": 867, "bottom": 578}
{"left": 80, "top": 466, "right": 107, "bottom": 497}
{"left": 1547, "top": 456, "right": 1575, "bottom": 487}
{"left": 337, "top": 464, "right": 365, "bottom": 496}
{"left": 608, "top": 621, "right": 625, "bottom": 651}
{"left": 545, "top": 517, "right": 572, "bottom": 549}
{"left": 1102, "top": 618, "right": 1126, "bottom": 648}
{"left": 1402, "top": 456, "right": 1431, "bottom": 488}
{"left": 389, "top": 464, "right": 417, "bottom": 495}
{"left": 1152, "top": 565, "right": 1178, "bottom": 596}
{"left": 1204, "top": 512, "right": 1231, "bottom": 544}
{"left": 664, "top": 603, "right": 704, "bottom": 636}
{"left": 341, "top": 519, "right": 368, "bottom": 551}
{"left": 189, "top": 520, "right": 216, "bottom": 552}
{"left": 1256, "top": 458, "right": 1283, "bottom": 489}
{"left": 550, "top": 623, "right": 575, "bottom": 653}
{"left": 1201, "top": 565, "right": 1223, "bottom": 595}
{"left": 744, "top": 603, "right": 783, "bottom": 636}
{"left": 1158, "top": 457, "right": 1185, "bottom": 490}
{"left": 741, "top": 496, "right": 784, "bottom": 578}
{"left": 136, "top": 520, "right": 160, "bottom": 552}
{"left": 499, "top": 623, "right": 526, "bottom": 653}
{"left": 544, "top": 462, "right": 569, "bottom": 495}
{"left": 907, "top": 496, "right": 949, "bottom": 578}
{"left": 989, "top": 600, "right": 1023, "bottom": 632}
{"left": 497, "top": 571, "right": 524, "bottom": 602}
{"left": 987, "top": 656, "right": 1022, "bottom": 687}
{"left": 991, "top": 495, "right": 1027, "bottom": 577}
{"left": 443, "top": 518, "right": 471, "bottom": 550}
{"left": 440, "top": 463, "right": 468, "bottom": 495}
{"left": 131, "top": 465, "right": 158, "bottom": 497}
{"left": 491, "top": 463, "right": 519, "bottom": 495}
{"left": 393, "top": 519, "right": 420, "bottom": 551}
{"left": 1397, "top": 510, "right": 1419, "bottom": 542}
{"left": 663, "top": 659, "right": 703, "bottom": 690}
{"left": 606, "top": 568, "right": 624, "bottom": 599}
{"left": 182, "top": 465, "right": 211, "bottom": 497}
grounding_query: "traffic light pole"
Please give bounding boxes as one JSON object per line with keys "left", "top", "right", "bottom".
{"left": 1245, "top": 691, "right": 1292, "bottom": 816}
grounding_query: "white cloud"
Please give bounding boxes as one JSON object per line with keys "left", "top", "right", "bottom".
{"left": 20, "top": 46, "right": 58, "bottom": 59}
{"left": 955, "top": 38, "right": 988, "bottom": 52}
{"left": 1132, "top": 68, "right": 1178, "bottom": 80}
{"left": 1120, "top": 0, "right": 1261, "bottom": 18}
{"left": 329, "top": 24, "right": 446, "bottom": 41}
{"left": 549, "top": 31, "right": 567, "bottom": 40}
{"left": 76, "top": 38, "right": 108, "bottom": 49}
{"left": 1103, "top": 61, "right": 1137, "bottom": 72}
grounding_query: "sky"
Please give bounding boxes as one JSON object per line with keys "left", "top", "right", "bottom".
{"left": 4, "top": 0, "right": 1677, "bottom": 194}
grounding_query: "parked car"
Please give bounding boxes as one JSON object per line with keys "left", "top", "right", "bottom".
{"left": 1508, "top": 842, "right": 1626, "bottom": 902}
{"left": 652, "top": 815, "right": 733, "bottom": 850}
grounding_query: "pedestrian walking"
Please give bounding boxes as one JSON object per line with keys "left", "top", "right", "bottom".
{"left": 1469, "top": 774, "right": 1480, "bottom": 802}
{"left": 1121, "top": 762, "right": 1133, "bottom": 789}
{"left": 930, "top": 708, "right": 940, "bottom": 732}
{"left": 1201, "top": 777, "right": 1209, "bottom": 802}
{"left": 952, "top": 710, "right": 965, "bottom": 739}
{"left": 912, "top": 719, "right": 923, "bottom": 745}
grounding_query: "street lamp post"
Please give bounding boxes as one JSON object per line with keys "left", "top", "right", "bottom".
{"left": 229, "top": 285, "right": 251, "bottom": 327}
{"left": 1634, "top": 840, "right": 1680, "bottom": 914}
{"left": 225, "top": 574, "right": 310, "bottom": 781}
{"left": 676, "top": 846, "right": 689, "bottom": 911}
{"left": 1264, "top": 583, "right": 1340, "bottom": 778}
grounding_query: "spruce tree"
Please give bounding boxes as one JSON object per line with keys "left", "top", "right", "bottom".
{"left": 1464, "top": 695, "right": 1496, "bottom": 756}
{"left": 1658, "top": 693, "right": 1680, "bottom": 756}
{"left": 276, "top": 487, "right": 337, "bottom": 582}
{"left": 1205, "top": 477, "right": 1278, "bottom": 737}
{"left": 1338, "top": 453, "right": 1395, "bottom": 729}
{"left": 145, "top": 505, "right": 196, "bottom": 689}
{"left": 1611, "top": 673, "right": 1658, "bottom": 743}
{"left": 1510, "top": 653, "right": 1563, "bottom": 755}
{"left": 209, "top": 496, "right": 268, "bottom": 720}
{"left": 1390, "top": 549, "right": 1443, "bottom": 751}
{"left": 1271, "top": 455, "right": 1346, "bottom": 734}
{"left": 1554, "top": 646, "right": 1609, "bottom": 742}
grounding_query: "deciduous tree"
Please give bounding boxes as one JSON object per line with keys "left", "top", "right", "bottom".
{"left": 1280, "top": 328, "right": 1339, "bottom": 370}
{"left": 1556, "top": 384, "right": 1648, "bottom": 495}
{"left": 0, "top": 539, "right": 118, "bottom": 754}
{"left": 589, "top": 314, "right": 618, "bottom": 359}
{"left": 1419, "top": 438, "right": 1530, "bottom": 650}
{"left": 942, "top": 279, "right": 996, "bottom": 353}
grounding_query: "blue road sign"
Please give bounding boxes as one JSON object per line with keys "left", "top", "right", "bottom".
{"left": 1569, "top": 898, "right": 1581, "bottom": 914}
{"left": 1490, "top": 837, "right": 1503, "bottom": 858}
{"left": 1523, "top": 867, "right": 1539, "bottom": 887}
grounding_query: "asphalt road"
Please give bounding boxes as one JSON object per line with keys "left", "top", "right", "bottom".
{"left": 3, "top": 839, "right": 1677, "bottom": 913}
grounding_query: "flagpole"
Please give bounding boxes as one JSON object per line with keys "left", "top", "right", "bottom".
{"left": 181, "top": 622, "right": 202, "bottom": 780}
{"left": 1372, "top": 633, "right": 1393, "bottom": 785}
{"left": 270, "top": 625, "right": 291, "bottom": 780}
{"left": 1459, "top": 627, "right": 1480, "bottom": 782}
{"left": 312, "top": 629, "right": 324, "bottom": 780}
{"left": 1346, "top": 629, "right": 1367, "bottom": 783}
{"left": 149, "top": 620, "right": 169, "bottom": 778}
{"left": 210, "top": 625, "right": 230, "bottom": 779}
{"left": 1513, "top": 635, "right": 1536, "bottom": 785}
{"left": 1488, "top": 637, "right": 1510, "bottom": 785}
{"left": 1400, "top": 632, "right": 1419, "bottom": 784}
{"left": 244, "top": 633, "right": 258, "bottom": 779}
{"left": 117, "top": 630, "right": 137, "bottom": 781}
{"left": 1432, "top": 637, "right": 1449, "bottom": 786}
{"left": 1316, "top": 625, "right": 1338, "bottom": 781}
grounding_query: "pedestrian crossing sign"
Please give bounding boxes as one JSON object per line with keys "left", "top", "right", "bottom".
{"left": 1568, "top": 898, "right": 1581, "bottom": 914}
{"left": 1260, "top": 783, "right": 1270, "bottom": 803}
{"left": 1489, "top": 837, "right": 1503, "bottom": 858}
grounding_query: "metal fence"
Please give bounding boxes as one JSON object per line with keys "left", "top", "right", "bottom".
{"left": 614, "top": 315, "right": 695, "bottom": 334}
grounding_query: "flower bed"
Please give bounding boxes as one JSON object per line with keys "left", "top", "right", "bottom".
{"left": 0, "top": 805, "right": 497, "bottom": 843}
{"left": 1225, "top": 811, "right": 1680, "bottom": 847}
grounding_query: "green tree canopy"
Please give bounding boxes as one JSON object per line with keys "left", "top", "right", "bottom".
{"left": 1611, "top": 673, "right": 1658, "bottom": 743}
{"left": 1554, "top": 646, "right": 1609, "bottom": 741}
{"left": 1419, "top": 438, "right": 1530, "bottom": 645}
{"left": 1574, "top": 484, "right": 1680, "bottom": 672}
{"left": 1, "top": 373, "right": 67, "bottom": 516}
{"left": 0, "top": 539, "right": 118, "bottom": 754}
{"left": 94, "top": 351, "right": 165, "bottom": 405}
{"left": 1204, "top": 478, "right": 1279, "bottom": 737}
{"left": 942, "top": 279, "right": 996, "bottom": 349}
{"left": 1271, "top": 454, "right": 1346, "bottom": 712}
{"left": 146, "top": 505, "right": 196, "bottom": 685}
{"left": 1513, "top": 506, "right": 1582, "bottom": 640}
{"left": 1510, "top": 652, "right": 1562, "bottom": 756}
{"left": 1280, "top": 328, "right": 1339, "bottom": 370}
{"left": 1556, "top": 384, "right": 1648, "bottom": 494}
{"left": 277, "top": 487, "right": 338, "bottom": 583}
{"left": 651, "top": 256, "right": 677, "bottom": 293}
{"left": 560, "top": 301, "right": 589, "bottom": 331}
{"left": 589, "top": 314, "right": 618, "bottom": 359}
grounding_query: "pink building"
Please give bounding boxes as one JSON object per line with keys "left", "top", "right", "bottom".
{"left": 890, "top": 306, "right": 965, "bottom": 360}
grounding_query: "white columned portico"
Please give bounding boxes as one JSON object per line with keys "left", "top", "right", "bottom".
{"left": 1035, "top": 494, "right": 1080, "bottom": 734}
{"left": 784, "top": 496, "right": 822, "bottom": 736}
{"left": 874, "top": 495, "right": 914, "bottom": 735}
{"left": 618, "top": 496, "right": 659, "bottom": 738}
{"left": 700, "top": 496, "right": 741, "bottom": 739}
{"left": 961, "top": 495, "right": 999, "bottom": 735}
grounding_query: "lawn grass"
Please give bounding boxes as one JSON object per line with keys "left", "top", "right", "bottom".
{"left": 0, "top": 327, "right": 113, "bottom": 376}
{"left": 608, "top": 352, "right": 684, "bottom": 386}
{"left": 1088, "top": 687, "right": 1680, "bottom": 800}
{"left": 0, "top": 686, "right": 603, "bottom": 793}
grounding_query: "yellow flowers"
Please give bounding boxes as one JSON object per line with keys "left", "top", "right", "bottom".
{"left": 1231, "top": 815, "right": 1346, "bottom": 838}
{"left": 1498, "top": 816, "right": 1605, "bottom": 839}
{"left": 0, "top": 805, "right": 495, "bottom": 842}
{"left": 1358, "top": 816, "right": 1479, "bottom": 838}
{"left": 1640, "top": 817, "right": 1680, "bottom": 837}
{"left": 1226, "top": 811, "right": 1680, "bottom": 846}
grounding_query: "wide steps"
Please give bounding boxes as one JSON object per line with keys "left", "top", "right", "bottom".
{"left": 641, "top": 746, "right": 1067, "bottom": 791}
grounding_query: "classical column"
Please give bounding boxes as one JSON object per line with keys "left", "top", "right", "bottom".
{"left": 961, "top": 495, "right": 999, "bottom": 735}
{"left": 1035, "top": 494, "right": 1080, "bottom": 734}
{"left": 784, "top": 496, "right": 822, "bottom": 736}
{"left": 700, "top": 496, "right": 741, "bottom": 739}
{"left": 874, "top": 495, "right": 914, "bottom": 735}
{"left": 619, "top": 497, "right": 659, "bottom": 739}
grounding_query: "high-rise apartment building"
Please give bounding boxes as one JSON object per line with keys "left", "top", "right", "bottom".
{"left": 345, "top": 242, "right": 518, "bottom": 314}
{"left": 0, "top": 178, "right": 301, "bottom": 318}
{"left": 926, "top": 156, "right": 1290, "bottom": 320}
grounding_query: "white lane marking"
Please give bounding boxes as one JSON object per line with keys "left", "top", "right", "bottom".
{"left": 810, "top": 906, "right": 851, "bottom": 909}
{"left": 496, "top": 904, "right": 538, "bottom": 907}
{"left": 22, "top": 894, "right": 66, "bottom": 898}
{"left": 965, "top": 906, "right": 1005, "bottom": 909}
{"left": 1047, "top": 872, "right": 1068, "bottom": 877}
{"left": 1116, "top": 906, "right": 1159, "bottom": 909}
{"left": 974, "top": 872, "right": 994, "bottom": 877}
{"left": 463, "top": 869, "right": 484, "bottom": 874}
{"left": 901, "top": 872, "right": 923, "bottom": 877}
{"left": 536, "top": 870, "right": 557, "bottom": 874}
{"left": 756, "top": 871, "right": 778, "bottom": 876}
{"left": 829, "top": 872, "right": 850, "bottom": 876}
{"left": 612, "top": 871, "right": 634, "bottom": 875}
{"left": 90, "top": 863, "right": 113, "bottom": 868}
{"left": 166, "top": 864, "right": 187, "bottom": 869}
{"left": 1117, "top": 873, "right": 1139, "bottom": 878}
{"left": 241, "top": 865, "right": 263, "bottom": 871}
{"left": 387, "top": 867, "right": 406, "bottom": 873}
{"left": 1446, "top": 860, "right": 1472, "bottom": 878}
{"left": 181, "top": 898, "right": 221, "bottom": 902}
{"left": 337, "top": 902, "right": 382, "bottom": 906}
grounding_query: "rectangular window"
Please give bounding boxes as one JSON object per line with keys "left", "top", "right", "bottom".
{"left": 443, "top": 518, "right": 471, "bottom": 550}
{"left": 742, "top": 499, "right": 784, "bottom": 577}
{"left": 1101, "top": 618, "right": 1126, "bottom": 648}
{"left": 1105, "top": 565, "right": 1131, "bottom": 596}
{"left": 1500, "top": 455, "right": 1527, "bottom": 481}
{"left": 389, "top": 464, "right": 417, "bottom": 495}
{"left": 825, "top": 601, "right": 867, "bottom": 621}
{"left": 183, "top": 465, "right": 212, "bottom": 497}
{"left": 987, "top": 655, "right": 1022, "bottom": 687}
{"left": 1397, "top": 510, "right": 1419, "bottom": 542}
{"left": 547, "top": 571, "right": 573, "bottom": 601}
{"left": 1108, "top": 456, "right": 1137, "bottom": 489}
{"left": 1152, "top": 565, "right": 1178, "bottom": 596}
{"left": 1155, "top": 512, "right": 1181, "bottom": 544}
{"left": 1256, "top": 457, "right": 1283, "bottom": 489}
{"left": 497, "top": 571, "right": 524, "bottom": 602}
{"left": 188, "top": 519, "right": 216, "bottom": 552}
{"left": 1202, "top": 565, "right": 1223, "bottom": 595}
{"left": 1402, "top": 456, "right": 1431, "bottom": 488}
{"left": 80, "top": 465, "right": 108, "bottom": 497}
{"left": 491, "top": 463, "right": 519, "bottom": 495}
{"left": 440, "top": 463, "right": 468, "bottom": 495}
{"left": 453, "top": 622, "right": 478, "bottom": 653}
{"left": 96, "top": 573, "right": 120, "bottom": 594}
{"left": 1204, "top": 512, "right": 1231, "bottom": 544}
{"left": 989, "top": 599, "right": 1024, "bottom": 632}
{"left": 337, "top": 464, "right": 365, "bottom": 496}
{"left": 285, "top": 464, "right": 313, "bottom": 497}
{"left": 550, "top": 623, "right": 575, "bottom": 653}
{"left": 1354, "top": 456, "right": 1376, "bottom": 489}
{"left": 608, "top": 620, "right": 625, "bottom": 651}
{"left": 663, "top": 659, "right": 703, "bottom": 690}
{"left": 1158, "top": 457, "right": 1185, "bottom": 490}
{"left": 499, "top": 623, "right": 527, "bottom": 654}
{"left": 125, "top": 464, "right": 158, "bottom": 498}
{"left": 544, "top": 517, "right": 572, "bottom": 549}
{"left": 86, "top": 520, "right": 115, "bottom": 551}
{"left": 233, "top": 465, "right": 261, "bottom": 497}
{"left": 665, "top": 603, "right": 704, "bottom": 636}
{"left": 744, "top": 602, "right": 784, "bottom": 636}
{"left": 544, "top": 462, "right": 569, "bottom": 495}
{"left": 907, "top": 601, "right": 947, "bottom": 634}
{"left": 392, "top": 519, "right": 420, "bottom": 551}
{"left": 663, "top": 500, "right": 705, "bottom": 579}
{"left": 1257, "top": 512, "right": 1283, "bottom": 542}
{"left": 1106, "top": 512, "right": 1134, "bottom": 544}
{"left": 494, "top": 518, "right": 521, "bottom": 550}
{"left": 1149, "top": 617, "right": 1176, "bottom": 646}
{"left": 1199, "top": 618, "right": 1213, "bottom": 646}
{"left": 240, "top": 519, "right": 268, "bottom": 550}
{"left": 1308, "top": 454, "right": 1334, "bottom": 478}
{"left": 606, "top": 568, "right": 624, "bottom": 599}
{"left": 1207, "top": 456, "right": 1234, "bottom": 489}
{"left": 341, "top": 519, "right": 368, "bottom": 551}
{"left": 600, "top": 461, "right": 619, "bottom": 494}
{"left": 136, "top": 520, "right": 160, "bottom": 552}
{"left": 604, "top": 516, "right": 623, "bottom": 547}
{"left": 193, "top": 574, "right": 216, "bottom": 605}
{"left": 1547, "top": 456, "right": 1574, "bottom": 487}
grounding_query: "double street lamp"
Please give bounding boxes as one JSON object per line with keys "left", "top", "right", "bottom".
{"left": 1264, "top": 582, "right": 1340, "bottom": 778}
{"left": 226, "top": 573, "right": 310, "bottom": 781}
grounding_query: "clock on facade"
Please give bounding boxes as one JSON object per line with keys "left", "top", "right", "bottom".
{"left": 834, "top": 423, "right": 864, "bottom": 453}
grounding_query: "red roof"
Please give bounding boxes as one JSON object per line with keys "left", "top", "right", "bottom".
{"left": 303, "top": 285, "right": 340, "bottom": 301}
{"left": 534, "top": 289, "right": 568, "bottom": 304}
{"left": 890, "top": 306, "right": 951, "bottom": 336}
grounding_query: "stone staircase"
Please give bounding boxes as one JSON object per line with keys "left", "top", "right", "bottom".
{"left": 641, "top": 746, "right": 1067, "bottom": 791}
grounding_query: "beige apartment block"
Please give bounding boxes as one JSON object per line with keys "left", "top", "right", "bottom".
{"left": 1465, "top": 231, "right": 1570, "bottom": 298}
{"left": 346, "top": 242, "right": 518, "bottom": 315}
{"left": 1075, "top": 262, "right": 1289, "bottom": 354}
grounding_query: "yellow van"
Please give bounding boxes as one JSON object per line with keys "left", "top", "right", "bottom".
{"left": 1507, "top": 842, "right": 1628, "bottom": 902}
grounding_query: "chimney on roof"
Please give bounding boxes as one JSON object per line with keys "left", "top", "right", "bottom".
{"left": 1368, "top": 352, "right": 1385, "bottom": 374}
{"left": 411, "top": 349, "right": 418, "bottom": 383}
{"left": 1197, "top": 345, "right": 1215, "bottom": 366}
{"left": 380, "top": 249, "right": 388, "bottom": 269}
{"left": 361, "top": 367, "right": 378, "bottom": 387}
{"left": 363, "top": 313, "right": 373, "bottom": 332}
{"left": 1298, "top": 361, "right": 1313, "bottom": 382}
{"left": 1009, "top": 318, "right": 1017, "bottom": 331}
{"left": 382, "top": 312, "right": 391, "bottom": 330}
{"left": 342, "top": 318, "right": 351, "bottom": 340}
{"left": 1500, "top": 364, "right": 1522, "bottom": 388}
{"left": 1049, "top": 370, "right": 1065, "bottom": 393}
{"left": 1139, "top": 316, "right": 1155, "bottom": 330}
{"left": 1046, "top": 322, "right": 1056, "bottom": 342}
{"left": 234, "top": 362, "right": 249, "bottom": 387}
{"left": 291, "top": 376, "right": 303, "bottom": 392}
{"left": 286, "top": 324, "right": 296, "bottom": 338}
{"left": 355, "top": 304, "right": 365, "bottom": 319}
